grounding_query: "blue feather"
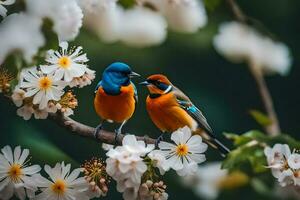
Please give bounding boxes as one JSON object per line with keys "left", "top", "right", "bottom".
{"left": 96, "top": 62, "right": 134, "bottom": 95}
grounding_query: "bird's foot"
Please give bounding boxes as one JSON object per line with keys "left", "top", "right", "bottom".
{"left": 114, "top": 128, "right": 122, "bottom": 145}
{"left": 94, "top": 124, "right": 103, "bottom": 139}
{"left": 155, "top": 134, "right": 164, "bottom": 148}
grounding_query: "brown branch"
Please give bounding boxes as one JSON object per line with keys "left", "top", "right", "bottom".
{"left": 225, "top": 0, "right": 281, "bottom": 136}
{"left": 48, "top": 112, "right": 156, "bottom": 145}
{"left": 3, "top": 94, "right": 156, "bottom": 145}
{"left": 226, "top": 0, "right": 247, "bottom": 23}
{"left": 248, "top": 63, "right": 281, "bottom": 136}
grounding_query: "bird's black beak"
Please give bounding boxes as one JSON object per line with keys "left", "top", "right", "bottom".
{"left": 139, "top": 81, "right": 150, "bottom": 86}
{"left": 129, "top": 71, "right": 141, "bottom": 78}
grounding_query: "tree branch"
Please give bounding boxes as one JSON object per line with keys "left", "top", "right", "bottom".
{"left": 3, "top": 94, "right": 156, "bottom": 145}
{"left": 48, "top": 112, "right": 156, "bottom": 145}
{"left": 225, "top": 0, "right": 247, "bottom": 23}
{"left": 248, "top": 63, "right": 281, "bottom": 136}
{"left": 226, "top": 0, "right": 281, "bottom": 136}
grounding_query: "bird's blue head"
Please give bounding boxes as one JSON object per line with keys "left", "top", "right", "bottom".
{"left": 99, "top": 62, "right": 140, "bottom": 95}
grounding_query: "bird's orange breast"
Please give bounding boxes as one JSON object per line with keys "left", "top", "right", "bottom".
{"left": 94, "top": 84, "right": 136, "bottom": 123}
{"left": 146, "top": 92, "right": 197, "bottom": 133}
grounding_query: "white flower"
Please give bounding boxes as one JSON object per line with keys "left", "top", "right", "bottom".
{"left": 0, "top": 0, "right": 15, "bottom": 17}
{"left": 264, "top": 144, "right": 291, "bottom": 178}
{"left": 34, "top": 162, "right": 90, "bottom": 200}
{"left": 158, "top": 126, "right": 207, "bottom": 175}
{"left": 176, "top": 161, "right": 198, "bottom": 177}
{"left": 278, "top": 169, "right": 294, "bottom": 187}
{"left": 33, "top": 108, "right": 48, "bottom": 119}
{"left": 0, "top": 145, "right": 41, "bottom": 200}
{"left": 84, "top": 3, "right": 121, "bottom": 43}
{"left": 106, "top": 147, "right": 147, "bottom": 186}
{"left": 102, "top": 143, "right": 114, "bottom": 151}
{"left": 105, "top": 147, "right": 127, "bottom": 179}
{"left": 12, "top": 87, "right": 26, "bottom": 107}
{"left": 148, "top": 150, "right": 169, "bottom": 175}
{"left": 213, "top": 21, "right": 292, "bottom": 76}
{"left": 122, "top": 135, "right": 155, "bottom": 156}
{"left": 182, "top": 162, "right": 227, "bottom": 200}
{"left": 19, "top": 67, "right": 65, "bottom": 109}
{"left": 0, "top": 13, "right": 45, "bottom": 64}
{"left": 162, "top": 0, "right": 207, "bottom": 33}
{"left": 288, "top": 153, "right": 300, "bottom": 170}
{"left": 77, "top": 0, "right": 117, "bottom": 14}
{"left": 46, "top": 102, "right": 58, "bottom": 113}
{"left": 106, "top": 137, "right": 149, "bottom": 199}
{"left": 83, "top": 4, "right": 167, "bottom": 47}
{"left": 41, "top": 42, "right": 89, "bottom": 82}
{"left": 26, "top": 0, "right": 83, "bottom": 41}
{"left": 68, "top": 67, "right": 95, "bottom": 88}
{"left": 119, "top": 7, "right": 167, "bottom": 48}
{"left": 16, "top": 104, "right": 34, "bottom": 120}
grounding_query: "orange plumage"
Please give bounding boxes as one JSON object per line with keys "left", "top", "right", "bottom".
{"left": 142, "top": 74, "right": 230, "bottom": 156}
{"left": 94, "top": 84, "right": 136, "bottom": 123}
{"left": 146, "top": 92, "right": 198, "bottom": 133}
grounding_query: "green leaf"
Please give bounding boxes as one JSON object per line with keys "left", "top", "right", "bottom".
{"left": 118, "top": 0, "right": 135, "bottom": 8}
{"left": 266, "top": 134, "right": 300, "bottom": 149}
{"left": 222, "top": 143, "right": 267, "bottom": 173}
{"left": 223, "top": 130, "right": 300, "bottom": 173}
{"left": 224, "top": 130, "right": 267, "bottom": 146}
{"left": 250, "top": 178, "right": 273, "bottom": 197}
{"left": 249, "top": 110, "right": 273, "bottom": 127}
{"left": 204, "top": 0, "right": 222, "bottom": 11}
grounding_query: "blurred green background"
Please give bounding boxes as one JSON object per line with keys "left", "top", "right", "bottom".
{"left": 1, "top": 0, "right": 300, "bottom": 199}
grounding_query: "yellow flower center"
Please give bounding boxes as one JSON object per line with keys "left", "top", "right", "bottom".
{"left": 176, "top": 144, "right": 189, "bottom": 156}
{"left": 8, "top": 164, "right": 22, "bottom": 183}
{"left": 58, "top": 56, "right": 71, "bottom": 69}
{"left": 51, "top": 179, "right": 66, "bottom": 194}
{"left": 38, "top": 77, "right": 52, "bottom": 90}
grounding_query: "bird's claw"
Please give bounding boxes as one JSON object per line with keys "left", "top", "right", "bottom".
{"left": 94, "top": 124, "right": 103, "bottom": 139}
{"left": 114, "top": 129, "right": 122, "bottom": 145}
{"left": 155, "top": 134, "right": 164, "bottom": 148}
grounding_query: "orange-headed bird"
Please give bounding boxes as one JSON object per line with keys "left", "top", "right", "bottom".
{"left": 94, "top": 62, "right": 140, "bottom": 141}
{"left": 140, "top": 74, "right": 230, "bottom": 156}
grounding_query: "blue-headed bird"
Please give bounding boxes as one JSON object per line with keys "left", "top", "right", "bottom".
{"left": 140, "top": 74, "right": 230, "bottom": 156}
{"left": 94, "top": 62, "right": 140, "bottom": 141}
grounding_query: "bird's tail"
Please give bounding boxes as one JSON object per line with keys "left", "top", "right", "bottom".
{"left": 194, "top": 129, "right": 230, "bottom": 157}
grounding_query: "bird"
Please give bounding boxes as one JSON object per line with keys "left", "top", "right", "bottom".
{"left": 94, "top": 62, "right": 140, "bottom": 142}
{"left": 140, "top": 74, "right": 230, "bottom": 156}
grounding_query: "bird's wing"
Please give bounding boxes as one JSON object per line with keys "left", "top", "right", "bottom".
{"left": 172, "top": 86, "right": 213, "bottom": 134}
{"left": 131, "top": 81, "right": 138, "bottom": 104}
{"left": 94, "top": 81, "right": 102, "bottom": 94}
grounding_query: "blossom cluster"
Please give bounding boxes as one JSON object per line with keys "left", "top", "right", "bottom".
{"left": 105, "top": 126, "right": 207, "bottom": 200}
{"left": 0, "top": 127, "right": 209, "bottom": 200}
{"left": 0, "top": 0, "right": 207, "bottom": 65}
{"left": 0, "top": 0, "right": 85, "bottom": 65}
{"left": 80, "top": 0, "right": 207, "bottom": 47}
{"left": 11, "top": 42, "right": 95, "bottom": 120}
{"left": 264, "top": 144, "right": 300, "bottom": 187}
{"left": 0, "top": 145, "right": 99, "bottom": 200}
{"left": 213, "top": 21, "right": 292, "bottom": 76}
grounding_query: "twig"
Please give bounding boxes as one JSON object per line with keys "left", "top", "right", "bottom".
{"left": 3, "top": 94, "right": 156, "bottom": 145}
{"left": 49, "top": 112, "right": 156, "bottom": 145}
{"left": 226, "top": 0, "right": 281, "bottom": 136}
{"left": 248, "top": 63, "right": 281, "bottom": 136}
{"left": 225, "top": 0, "right": 247, "bottom": 23}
